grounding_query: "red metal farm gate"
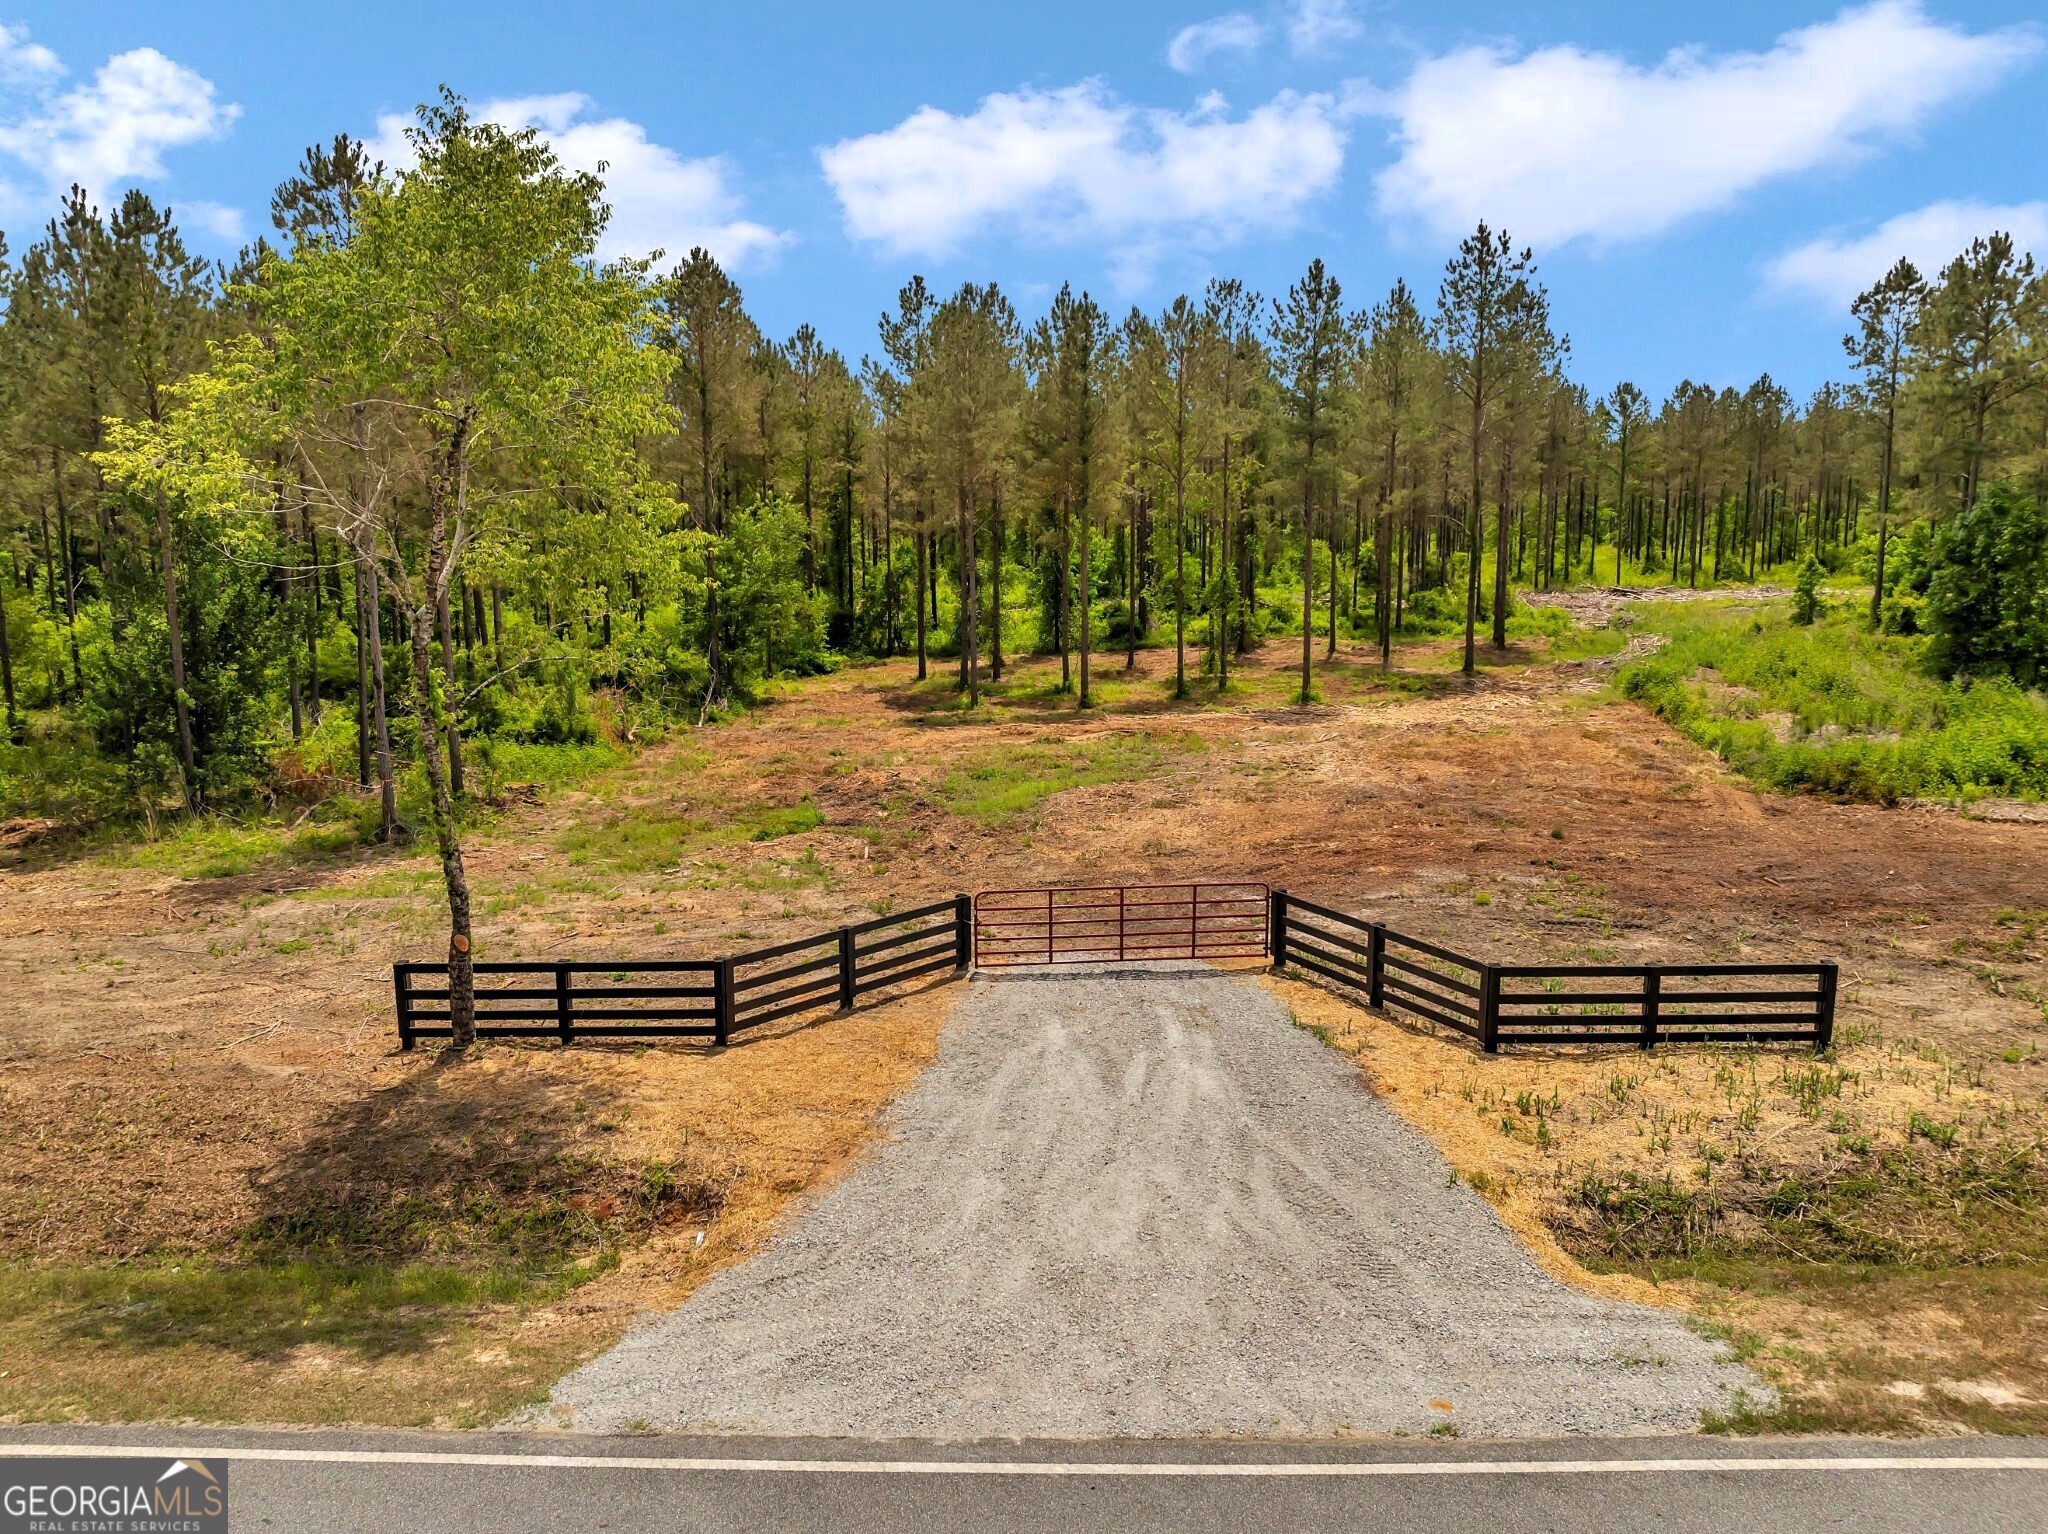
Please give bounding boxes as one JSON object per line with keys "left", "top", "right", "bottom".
{"left": 973, "top": 882, "right": 1271, "bottom": 967}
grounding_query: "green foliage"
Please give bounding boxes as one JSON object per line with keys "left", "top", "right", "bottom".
{"left": 1791, "top": 555, "right": 1826, "bottom": 626}
{"left": 1925, "top": 484, "right": 2048, "bottom": 684}
{"left": 1619, "top": 600, "right": 2048, "bottom": 801}
{"left": 716, "top": 496, "right": 830, "bottom": 686}
{"left": 936, "top": 731, "right": 1198, "bottom": 824}
{"left": 75, "top": 522, "right": 288, "bottom": 802}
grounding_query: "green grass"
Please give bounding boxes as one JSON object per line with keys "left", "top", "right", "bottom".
{"left": 1618, "top": 601, "right": 2048, "bottom": 802}
{"left": 936, "top": 731, "right": 1201, "bottom": 824}
{"left": 0, "top": 1256, "right": 603, "bottom": 1363}
{"left": 63, "top": 740, "right": 635, "bottom": 883}
{"left": 556, "top": 796, "right": 824, "bottom": 875}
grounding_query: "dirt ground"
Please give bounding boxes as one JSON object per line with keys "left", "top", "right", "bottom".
{"left": 2, "top": 621, "right": 2043, "bottom": 1429}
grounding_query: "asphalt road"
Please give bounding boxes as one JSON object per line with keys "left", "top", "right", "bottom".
{"left": 6, "top": 1428, "right": 2045, "bottom": 1533}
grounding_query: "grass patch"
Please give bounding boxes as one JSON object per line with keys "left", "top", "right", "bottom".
{"left": 1619, "top": 600, "right": 2048, "bottom": 802}
{"left": 0, "top": 1257, "right": 614, "bottom": 1426}
{"left": 744, "top": 799, "right": 824, "bottom": 840}
{"left": 935, "top": 731, "right": 1201, "bottom": 824}
{"left": 1676, "top": 1259, "right": 2048, "bottom": 1435}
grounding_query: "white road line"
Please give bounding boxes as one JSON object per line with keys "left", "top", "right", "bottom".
{"left": 2, "top": 1446, "right": 2045, "bottom": 1478}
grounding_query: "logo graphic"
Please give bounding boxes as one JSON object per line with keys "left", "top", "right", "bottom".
{"left": 2, "top": 1455, "right": 229, "bottom": 1533}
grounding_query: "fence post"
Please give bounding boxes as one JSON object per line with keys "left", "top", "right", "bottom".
{"left": 837, "top": 925, "right": 857, "bottom": 1012}
{"left": 953, "top": 894, "right": 973, "bottom": 972}
{"left": 1816, "top": 962, "right": 1838, "bottom": 1054}
{"left": 713, "top": 957, "right": 734, "bottom": 1046}
{"left": 1269, "top": 889, "right": 1288, "bottom": 968}
{"left": 394, "top": 965, "right": 415, "bottom": 1051}
{"left": 1367, "top": 924, "right": 1386, "bottom": 1009}
{"left": 1480, "top": 965, "right": 1501, "bottom": 1054}
{"left": 555, "top": 964, "right": 573, "bottom": 1046}
{"left": 1641, "top": 968, "right": 1660, "bottom": 1052}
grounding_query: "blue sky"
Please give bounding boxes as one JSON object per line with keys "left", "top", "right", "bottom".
{"left": 2, "top": 1, "right": 2042, "bottom": 400}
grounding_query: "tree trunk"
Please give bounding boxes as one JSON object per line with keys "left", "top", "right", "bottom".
{"left": 305, "top": 508, "right": 323, "bottom": 727}
{"left": 410, "top": 602, "right": 476, "bottom": 1050}
{"left": 1216, "top": 438, "right": 1231, "bottom": 690}
{"left": 53, "top": 451, "right": 83, "bottom": 699}
{"left": 354, "top": 560, "right": 372, "bottom": 787}
{"left": 438, "top": 588, "right": 465, "bottom": 796}
{"left": 363, "top": 555, "right": 398, "bottom": 841}
{"left": 1078, "top": 490, "right": 1093, "bottom": 709}
{"left": 1491, "top": 465, "right": 1510, "bottom": 651}
{"left": 155, "top": 487, "right": 201, "bottom": 811}
{"left": 958, "top": 480, "right": 978, "bottom": 706}
{"left": 1300, "top": 437, "right": 1315, "bottom": 704}
{"left": 1327, "top": 491, "right": 1341, "bottom": 659}
{"left": 0, "top": 558, "right": 18, "bottom": 744}
{"left": 1377, "top": 509, "right": 1393, "bottom": 668}
{"left": 989, "top": 487, "right": 1004, "bottom": 681}
{"left": 914, "top": 529, "right": 928, "bottom": 680}
{"left": 1464, "top": 391, "right": 1482, "bottom": 677}
{"left": 1175, "top": 479, "right": 1188, "bottom": 698}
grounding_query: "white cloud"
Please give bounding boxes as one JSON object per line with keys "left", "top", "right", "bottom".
{"left": 0, "top": 24, "right": 60, "bottom": 84}
{"left": 1288, "top": 0, "right": 1362, "bottom": 56}
{"left": 180, "top": 198, "right": 246, "bottom": 243}
{"left": 818, "top": 81, "right": 1348, "bottom": 267}
{"left": 1168, "top": 13, "right": 1265, "bottom": 73}
{"left": 368, "top": 93, "right": 789, "bottom": 269}
{"left": 0, "top": 31, "right": 238, "bottom": 209}
{"left": 1766, "top": 199, "right": 2048, "bottom": 307}
{"left": 1370, "top": 1, "right": 2040, "bottom": 248}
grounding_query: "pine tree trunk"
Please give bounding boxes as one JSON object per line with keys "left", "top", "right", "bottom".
{"left": 957, "top": 481, "right": 978, "bottom": 704}
{"left": 1300, "top": 437, "right": 1315, "bottom": 704}
{"left": 155, "top": 487, "right": 201, "bottom": 810}
{"left": 1078, "top": 490, "right": 1094, "bottom": 709}
{"left": 363, "top": 557, "right": 398, "bottom": 841}
{"left": 0, "top": 559, "right": 18, "bottom": 743}
{"left": 354, "top": 559, "right": 372, "bottom": 787}
{"left": 914, "top": 530, "right": 928, "bottom": 680}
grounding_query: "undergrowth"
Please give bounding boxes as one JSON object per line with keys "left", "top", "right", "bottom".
{"left": 1618, "top": 601, "right": 2048, "bottom": 802}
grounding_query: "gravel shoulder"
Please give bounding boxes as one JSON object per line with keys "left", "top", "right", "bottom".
{"left": 540, "top": 964, "right": 1759, "bottom": 1439}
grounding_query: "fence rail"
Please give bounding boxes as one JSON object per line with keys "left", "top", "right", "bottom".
{"left": 1270, "top": 889, "right": 1835, "bottom": 1054}
{"left": 974, "top": 882, "right": 1270, "bottom": 966}
{"left": 395, "top": 882, "right": 1835, "bottom": 1056}
{"left": 396, "top": 895, "right": 971, "bottom": 1048}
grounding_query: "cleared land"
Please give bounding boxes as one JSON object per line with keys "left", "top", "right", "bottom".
{"left": 1, "top": 615, "right": 2044, "bottom": 1430}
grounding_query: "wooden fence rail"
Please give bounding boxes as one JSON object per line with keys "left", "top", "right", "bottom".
{"left": 1270, "top": 889, "right": 1835, "bottom": 1054}
{"left": 396, "top": 895, "right": 971, "bottom": 1049}
{"left": 395, "top": 884, "right": 1836, "bottom": 1056}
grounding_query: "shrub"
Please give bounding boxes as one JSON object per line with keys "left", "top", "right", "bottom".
{"left": 1925, "top": 483, "right": 2048, "bottom": 684}
{"left": 1791, "top": 555, "right": 1825, "bottom": 626}
{"left": 1617, "top": 600, "right": 2048, "bottom": 802}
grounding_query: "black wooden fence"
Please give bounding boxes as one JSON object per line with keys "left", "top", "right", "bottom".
{"left": 395, "top": 883, "right": 1836, "bottom": 1055}
{"left": 395, "top": 896, "right": 970, "bottom": 1048}
{"left": 1269, "top": 889, "right": 1836, "bottom": 1053}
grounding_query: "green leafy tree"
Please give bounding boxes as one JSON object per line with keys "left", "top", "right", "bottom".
{"left": 1924, "top": 484, "right": 2048, "bottom": 682}
{"left": 1791, "top": 554, "right": 1826, "bottom": 626}
{"left": 102, "top": 91, "right": 671, "bottom": 1049}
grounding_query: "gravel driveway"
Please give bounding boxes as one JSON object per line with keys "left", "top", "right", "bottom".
{"left": 543, "top": 966, "right": 1759, "bottom": 1439}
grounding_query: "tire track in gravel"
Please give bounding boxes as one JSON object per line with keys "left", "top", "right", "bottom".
{"left": 539, "top": 966, "right": 1760, "bottom": 1439}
